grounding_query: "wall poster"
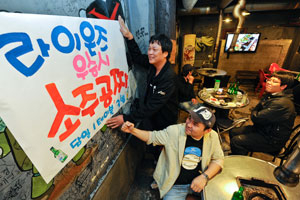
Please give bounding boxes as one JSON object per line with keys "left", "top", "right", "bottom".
{"left": 0, "top": 12, "right": 129, "bottom": 183}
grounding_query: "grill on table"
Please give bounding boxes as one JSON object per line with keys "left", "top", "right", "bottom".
{"left": 237, "top": 177, "right": 287, "bottom": 200}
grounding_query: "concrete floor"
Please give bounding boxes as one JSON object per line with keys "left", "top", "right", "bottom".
{"left": 125, "top": 84, "right": 300, "bottom": 200}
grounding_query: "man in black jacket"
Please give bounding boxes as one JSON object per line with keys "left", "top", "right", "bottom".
{"left": 178, "top": 64, "right": 200, "bottom": 111}
{"left": 229, "top": 71, "right": 296, "bottom": 155}
{"left": 106, "top": 16, "right": 178, "bottom": 131}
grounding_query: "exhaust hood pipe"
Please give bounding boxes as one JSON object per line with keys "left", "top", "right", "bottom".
{"left": 182, "top": 0, "right": 198, "bottom": 12}
{"left": 228, "top": 0, "right": 246, "bottom": 52}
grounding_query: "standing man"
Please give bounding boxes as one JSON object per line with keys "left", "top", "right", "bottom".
{"left": 230, "top": 71, "right": 296, "bottom": 155}
{"left": 121, "top": 105, "right": 224, "bottom": 199}
{"left": 106, "top": 16, "right": 178, "bottom": 131}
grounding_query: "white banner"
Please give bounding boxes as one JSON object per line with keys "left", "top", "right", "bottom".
{"left": 0, "top": 12, "right": 129, "bottom": 183}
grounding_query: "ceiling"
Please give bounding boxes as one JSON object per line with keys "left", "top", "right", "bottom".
{"left": 177, "top": 0, "right": 300, "bottom": 15}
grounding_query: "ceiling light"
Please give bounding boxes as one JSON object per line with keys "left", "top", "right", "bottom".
{"left": 223, "top": 14, "right": 232, "bottom": 23}
{"left": 242, "top": 10, "right": 250, "bottom": 16}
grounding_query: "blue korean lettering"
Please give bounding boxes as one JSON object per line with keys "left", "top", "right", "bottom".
{"left": 80, "top": 21, "right": 96, "bottom": 56}
{"left": 103, "top": 110, "right": 108, "bottom": 118}
{"left": 120, "top": 94, "right": 125, "bottom": 104}
{"left": 94, "top": 25, "right": 108, "bottom": 52}
{"left": 51, "top": 25, "right": 75, "bottom": 54}
{"left": 96, "top": 117, "right": 102, "bottom": 126}
{"left": 108, "top": 105, "right": 114, "bottom": 114}
{"left": 70, "top": 137, "right": 82, "bottom": 149}
{"left": 74, "top": 33, "right": 81, "bottom": 51}
{"left": 0, "top": 32, "right": 44, "bottom": 77}
{"left": 81, "top": 129, "right": 91, "bottom": 139}
{"left": 37, "top": 39, "right": 50, "bottom": 57}
{"left": 116, "top": 99, "right": 120, "bottom": 107}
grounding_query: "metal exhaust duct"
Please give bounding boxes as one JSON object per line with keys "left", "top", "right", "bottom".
{"left": 182, "top": 0, "right": 198, "bottom": 12}
{"left": 228, "top": 0, "right": 246, "bottom": 52}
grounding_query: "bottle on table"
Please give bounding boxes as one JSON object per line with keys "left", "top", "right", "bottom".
{"left": 231, "top": 186, "right": 244, "bottom": 200}
{"left": 228, "top": 83, "right": 233, "bottom": 94}
{"left": 50, "top": 147, "right": 68, "bottom": 163}
{"left": 234, "top": 82, "right": 240, "bottom": 95}
{"left": 296, "top": 72, "right": 300, "bottom": 81}
{"left": 214, "top": 79, "right": 220, "bottom": 92}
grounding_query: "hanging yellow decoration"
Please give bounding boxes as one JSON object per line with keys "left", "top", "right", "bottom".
{"left": 195, "top": 36, "right": 214, "bottom": 52}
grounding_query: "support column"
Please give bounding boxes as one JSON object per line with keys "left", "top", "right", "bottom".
{"left": 155, "top": 0, "right": 176, "bottom": 40}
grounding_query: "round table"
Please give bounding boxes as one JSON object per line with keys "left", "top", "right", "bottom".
{"left": 198, "top": 88, "right": 249, "bottom": 110}
{"left": 204, "top": 156, "right": 300, "bottom": 200}
{"left": 197, "top": 68, "right": 227, "bottom": 77}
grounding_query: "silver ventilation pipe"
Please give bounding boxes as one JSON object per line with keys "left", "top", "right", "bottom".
{"left": 212, "top": 9, "right": 223, "bottom": 64}
{"left": 182, "top": 0, "right": 198, "bottom": 12}
{"left": 228, "top": 0, "right": 246, "bottom": 52}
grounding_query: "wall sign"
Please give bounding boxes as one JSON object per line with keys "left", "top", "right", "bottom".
{"left": 0, "top": 12, "right": 128, "bottom": 183}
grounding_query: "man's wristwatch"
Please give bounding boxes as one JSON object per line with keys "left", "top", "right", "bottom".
{"left": 202, "top": 172, "right": 209, "bottom": 181}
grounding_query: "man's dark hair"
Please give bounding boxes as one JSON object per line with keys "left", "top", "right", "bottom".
{"left": 182, "top": 64, "right": 193, "bottom": 76}
{"left": 149, "top": 34, "right": 172, "bottom": 60}
{"left": 272, "top": 71, "right": 295, "bottom": 89}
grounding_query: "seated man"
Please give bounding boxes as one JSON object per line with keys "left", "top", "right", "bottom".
{"left": 178, "top": 64, "right": 201, "bottom": 111}
{"left": 121, "top": 105, "right": 224, "bottom": 200}
{"left": 230, "top": 71, "right": 296, "bottom": 155}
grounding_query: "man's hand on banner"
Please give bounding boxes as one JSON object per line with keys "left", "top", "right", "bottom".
{"left": 106, "top": 114, "right": 124, "bottom": 128}
{"left": 118, "top": 15, "right": 133, "bottom": 40}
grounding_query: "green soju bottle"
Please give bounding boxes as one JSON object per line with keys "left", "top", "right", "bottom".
{"left": 50, "top": 147, "right": 68, "bottom": 163}
{"left": 234, "top": 82, "right": 240, "bottom": 95}
{"left": 228, "top": 83, "right": 233, "bottom": 94}
{"left": 231, "top": 186, "right": 244, "bottom": 200}
{"left": 296, "top": 72, "right": 300, "bottom": 81}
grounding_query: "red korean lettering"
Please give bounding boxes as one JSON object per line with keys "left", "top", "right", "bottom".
{"left": 95, "top": 75, "right": 113, "bottom": 108}
{"left": 45, "top": 83, "right": 81, "bottom": 141}
{"left": 72, "top": 83, "right": 99, "bottom": 117}
{"left": 59, "top": 118, "right": 81, "bottom": 142}
{"left": 110, "top": 68, "right": 127, "bottom": 95}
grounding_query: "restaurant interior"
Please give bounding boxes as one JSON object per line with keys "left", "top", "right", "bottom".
{"left": 125, "top": 0, "right": 300, "bottom": 199}
{"left": 0, "top": 1, "right": 299, "bottom": 200}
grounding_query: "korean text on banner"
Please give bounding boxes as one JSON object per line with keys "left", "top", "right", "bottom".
{"left": 0, "top": 12, "right": 129, "bottom": 183}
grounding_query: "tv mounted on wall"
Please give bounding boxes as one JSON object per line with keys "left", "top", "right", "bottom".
{"left": 224, "top": 33, "right": 261, "bottom": 52}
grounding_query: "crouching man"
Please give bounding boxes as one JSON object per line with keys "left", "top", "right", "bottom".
{"left": 121, "top": 105, "right": 224, "bottom": 199}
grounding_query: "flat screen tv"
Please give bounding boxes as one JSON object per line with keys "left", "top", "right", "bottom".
{"left": 224, "top": 33, "right": 261, "bottom": 52}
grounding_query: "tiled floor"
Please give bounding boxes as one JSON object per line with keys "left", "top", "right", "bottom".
{"left": 125, "top": 84, "right": 300, "bottom": 200}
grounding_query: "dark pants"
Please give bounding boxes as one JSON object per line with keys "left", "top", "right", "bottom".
{"left": 229, "top": 126, "right": 281, "bottom": 155}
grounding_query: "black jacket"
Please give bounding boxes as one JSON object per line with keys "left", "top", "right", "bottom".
{"left": 123, "top": 39, "right": 178, "bottom": 130}
{"left": 251, "top": 89, "right": 296, "bottom": 147}
{"left": 177, "top": 76, "right": 195, "bottom": 102}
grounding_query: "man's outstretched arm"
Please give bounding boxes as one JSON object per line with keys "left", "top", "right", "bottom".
{"left": 121, "top": 121, "right": 150, "bottom": 142}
